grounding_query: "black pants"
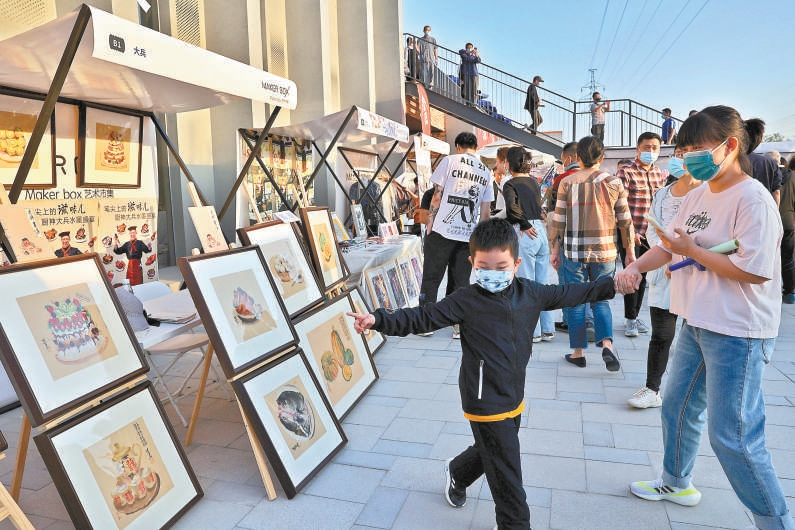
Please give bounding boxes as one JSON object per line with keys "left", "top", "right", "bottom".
{"left": 461, "top": 74, "right": 479, "bottom": 105}
{"left": 619, "top": 236, "right": 649, "bottom": 320}
{"left": 450, "top": 415, "right": 530, "bottom": 530}
{"left": 782, "top": 228, "right": 794, "bottom": 294}
{"left": 591, "top": 123, "right": 605, "bottom": 142}
{"left": 420, "top": 231, "right": 471, "bottom": 305}
{"left": 646, "top": 306, "right": 678, "bottom": 392}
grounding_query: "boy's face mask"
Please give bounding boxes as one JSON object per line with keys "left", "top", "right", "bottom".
{"left": 474, "top": 268, "right": 513, "bottom": 293}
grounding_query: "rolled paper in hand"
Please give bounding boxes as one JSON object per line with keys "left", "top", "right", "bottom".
{"left": 668, "top": 239, "right": 740, "bottom": 272}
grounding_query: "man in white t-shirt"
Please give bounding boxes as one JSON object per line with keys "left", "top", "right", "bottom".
{"left": 589, "top": 92, "right": 610, "bottom": 142}
{"left": 421, "top": 133, "right": 493, "bottom": 334}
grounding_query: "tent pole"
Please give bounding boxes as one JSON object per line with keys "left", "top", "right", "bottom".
{"left": 303, "top": 106, "right": 357, "bottom": 191}
{"left": 337, "top": 148, "right": 371, "bottom": 224}
{"left": 372, "top": 141, "right": 414, "bottom": 207}
{"left": 9, "top": 4, "right": 91, "bottom": 203}
{"left": 150, "top": 113, "right": 210, "bottom": 206}
{"left": 218, "top": 107, "right": 281, "bottom": 221}
{"left": 239, "top": 132, "right": 294, "bottom": 215}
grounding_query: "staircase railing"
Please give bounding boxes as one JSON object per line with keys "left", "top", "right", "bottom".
{"left": 405, "top": 33, "right": 680, "bottom": 148}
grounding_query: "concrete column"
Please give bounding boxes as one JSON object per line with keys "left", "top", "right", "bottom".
{"left": 337, "top": 0, "right": 376, "bottom": 111}
{"left": 372, "top": 0, "right": 405, "bottom": 124}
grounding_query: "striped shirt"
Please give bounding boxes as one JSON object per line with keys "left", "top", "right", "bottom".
{"left": 547, "top": 169, "right": 635, "bottom": 263}
{"left": 616, "top": 159, "right": 665, "bottom": 237}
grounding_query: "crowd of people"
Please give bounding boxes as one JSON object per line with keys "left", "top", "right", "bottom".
{"left": 350, "top": 94, "right": 794, "bottom": 529}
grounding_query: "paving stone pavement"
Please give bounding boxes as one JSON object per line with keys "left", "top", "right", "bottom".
{"left": 1, "top": 296, "right": 793, "bottom": 530}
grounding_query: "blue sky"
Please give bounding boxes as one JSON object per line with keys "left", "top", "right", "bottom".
{"left": 402, "top": 0, "right": 795, "bottom": 139}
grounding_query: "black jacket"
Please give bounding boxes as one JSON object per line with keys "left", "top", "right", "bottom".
{"left": 503, "top": 176, "right": 543, "bottom": 229}
{"left": 524, "top": 83, "right": 539, "bottom": 111}
{"left": 373, "top": 276, "right": 615, "bottom": 418}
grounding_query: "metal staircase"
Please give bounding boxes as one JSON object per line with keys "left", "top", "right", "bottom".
{"left": 405, "top": 33, "right": 676, "bottom": 155}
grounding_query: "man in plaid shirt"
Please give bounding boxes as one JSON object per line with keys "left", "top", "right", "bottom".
{"left": 616, "top": 132, "right": 665, "bottom": 337}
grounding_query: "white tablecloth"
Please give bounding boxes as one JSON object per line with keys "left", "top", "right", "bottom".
{"left": 343, "top": 235, "right": 421, "bottom": 291}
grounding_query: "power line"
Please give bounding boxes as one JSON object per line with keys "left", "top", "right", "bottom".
{"left": 597, "top": 0, "right": 629, "bottom": 76}
{"left": 624, "top": 0, "right": 691, "bottom": 86}
{"left": 604, "top": 0, "right": 664, "bottom": 87}
{"left": 602, "top": 0, "right": 659, "bottom": 84}
{"left": 589, "top": 0, "right": 611, "bottom": 68}
{"left": 626, "top": 0, "right": 710, "bottom": 96}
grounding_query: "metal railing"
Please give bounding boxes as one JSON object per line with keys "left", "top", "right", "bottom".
{"left": 405, "top": 33, "right": 681, "bottom": 148}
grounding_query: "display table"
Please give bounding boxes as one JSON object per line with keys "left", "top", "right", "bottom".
{"left": 343, "top": 235, "right": 421, "bottom": 291}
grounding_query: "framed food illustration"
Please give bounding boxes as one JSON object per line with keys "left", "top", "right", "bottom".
{"left": 346, "top": 287, "right": 385, "bottom": 356}
{"left": 330, "top": 211, "right": 351, "bottom": 242}
{"left": 0, "top": 92, "right": 56, "bottom": 189}
{"left": 33, "top": 382, "right": 202, "bottom": 529}
{"left": 237, "top": 220, "right": 324, "bottom": 319}
{"left": 298, "top": 207, "right": 349, "bottom": 292}
{"left": 383, "top": 260, "right": 408, "bottom": 309}
{"left": 292, "top": 293, "right": 378, "bottom": 419}
{"left": 78, "top": 106, "right": 142, "bottom": 188}
{"left": 179, "top": 245, "right": 297, "bottom": 378}
{"left": 396, "top": 256, "right": 420, "bottom": 307}
{"left": 363, "top": 267, "right": 395, "bottom": 311}
{"left": 0, "top": 254, "right": 148, "bottom": 427}
{"left": 231, "top": 349, "right": 345, "bottom": 499}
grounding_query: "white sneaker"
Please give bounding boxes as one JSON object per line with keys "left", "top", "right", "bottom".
{"left": 532, "top": 335, "right": 542, "bottom": 343}
{"left": 417, "top": 331, "right": 434, "bottom": 337}
{"left": 625, "top": 319, "right": 639, "bottom": 337}
{"left": 630, "top": 477, "right": 701, "bottom": 506}
{"left": 452, "top": 324, "right": 460, "bottom": 339}
{"left": 636, "top": 319, "right": 650, "bottom": 334}
{"left": 628, "top": 387, "right": 662, "bottom": 408}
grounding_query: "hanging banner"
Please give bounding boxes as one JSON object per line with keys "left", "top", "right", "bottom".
{"left": 97, "top": 198, "right": 158, "bottom": 285}
{"left": 414, "top": 136, "right": 433, "bottom": 194}
{"left": 475, "top": 128, "right": 501, "bottom": 150}
{"left": 23, "top": 199, "right": 100, "bottom": 255}
{"left": 419, "top": 133, "right": 450, "bottom": 155}
{"left": 356, "top": 108, "right": 410, "bottom": 143}
{"left": 416, "top": 84, "right": 431, "bottom": 136}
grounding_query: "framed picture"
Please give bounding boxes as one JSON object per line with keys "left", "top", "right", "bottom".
{"left": 0, "top": 92, "right": 56, "bottom": 189}
{"left": 293, "top": 293, "right": 378, "bottom": 419}
{"left": 346, "top": 287, "right": 385, "bottom": 355}
{"left": 384, "top": 260, "right": 408, "bottom": 309}
{"left": 298, "top": 207, "right": 349, "bottom": 292}
{"left": 378, "top": 222, "right": 399, "bottom": 238}
{"left": 187, "top": 206, "right": 227, "bottom": 254}
{"left": 78, "top": 106, "right": 142, "bottom": 188}
{"left": 232, "top": 349, "right": 346, "bottom": 499}
{"left": 396, "top": 256, "right": 420, "bottom": 307}
{"left": 238, "top": 220, "right": 324, "bottom": 319}
{"left": 34, "top": 382, "right": 202, "bottom": 529}
{"left": 330, "top": 211, "right": 351, "bottom": 242}
{"left": 178, "top": 245, "right": 297, "bottom": 378}
{"left": 409, "top": 251, "right": 423, "bottom": 290}
{"left": 364, "top": 267, "right": 395, "bottom": 310}
{"left": 0, "top": 254, "right": 148, "bottom": 427}
{"left": 351, "top": 204, "right": 367, "bottom": 238}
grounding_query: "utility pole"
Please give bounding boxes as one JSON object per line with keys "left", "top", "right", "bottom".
{"left": 579, "top": 68, "right": 604, "bottom": 101}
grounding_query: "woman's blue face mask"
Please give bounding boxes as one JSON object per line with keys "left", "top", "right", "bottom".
{"left": 683, "top": 139, "right": 728, "bottom": 181}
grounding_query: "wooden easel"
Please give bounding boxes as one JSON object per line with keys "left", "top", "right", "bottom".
{"left": 0, "top": 453, "right": 33, "bottom": 529}
{"left": 181, "top": 185, "right": 279, "bottom": 500}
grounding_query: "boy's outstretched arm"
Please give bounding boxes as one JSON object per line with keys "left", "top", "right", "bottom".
{"left": 347, "top": 312, "right": 375, "bottom": 334}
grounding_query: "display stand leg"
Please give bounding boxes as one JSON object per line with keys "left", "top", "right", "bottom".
{"left": 237, "top": 402, "right": 277, "bottom": 500}
{"left": 0, "top": 455, "right": 33, "bottom": 530}
{"left": 184, "top": 344, "right": 214, "bottom": 447}
{"left": 10, "top": 415, "right": 30, "bottom": 502}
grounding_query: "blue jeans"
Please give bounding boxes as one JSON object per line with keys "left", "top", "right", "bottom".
{"left": 662, "top": 323, "right": 794, "bottom": 530}
{"left": 516, "top": 221, "right": 554, "bottom": 337}
{"left": 558, "top": 256, "right": 614, "bottom": 349}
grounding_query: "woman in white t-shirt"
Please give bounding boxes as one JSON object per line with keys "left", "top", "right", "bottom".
{"left": 615, "top": 106, "right": 793, "bottom": 530}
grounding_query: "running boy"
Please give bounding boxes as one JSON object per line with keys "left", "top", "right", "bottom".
{"left": 348, "top": 218, "right": 618, "bottom": 530}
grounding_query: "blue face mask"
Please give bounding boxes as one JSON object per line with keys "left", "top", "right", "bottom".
{"left": 474, "top": 268, "right": 513, "bottom": 293}
{"left": 667, "top": 156, "right": 686, "bottom": 179}
{"left": 684, "top": 140, "right": 728, "bottom": 182}
{"left": 639, "top": 151, "right": 658, "bottom": 165}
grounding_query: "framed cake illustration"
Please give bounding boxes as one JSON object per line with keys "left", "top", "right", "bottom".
{"left": 179, "top": 245, "right": 298, "bottom": 378}
{"left": 78, "top": 106, "right": 142, "bottom": 188}
{"left": 237, "top": 220, "right": 324, "bottom": 319}
{"left": 34, "top": 382, "right": 202, "bottom": 529}
{"left": 0, "top": 254, "right": 148, "bottom": 427}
